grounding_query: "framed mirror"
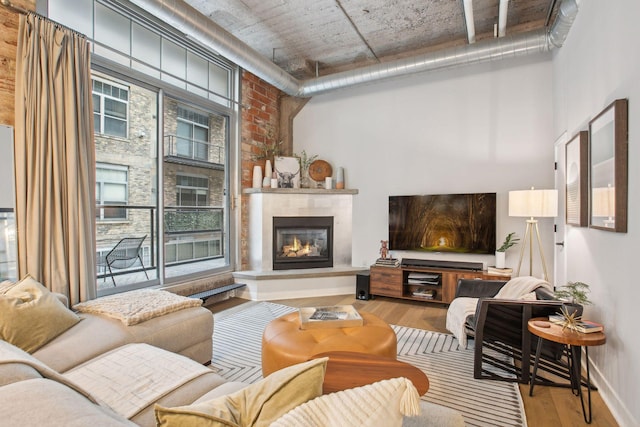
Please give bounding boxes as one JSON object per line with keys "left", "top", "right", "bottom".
{"left": 565, "top": 131, "right": 588, "bottom": 227}
{"left": 588, "top": 99, "right": 628, "bottom": 232}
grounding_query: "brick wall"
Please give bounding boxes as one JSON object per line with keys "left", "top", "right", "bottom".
{"left": 0, "top": 1, "right": 36, "bottom": 126}
{"left": 240, "top": 71, "right": 283, "bottom": 270}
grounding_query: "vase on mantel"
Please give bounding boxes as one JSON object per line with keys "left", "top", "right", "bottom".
{"left": 300, "top": 168, "right": 312, "bottom": 188}
{"left": 495, "top": 251, "right": 506, "bottom": 269}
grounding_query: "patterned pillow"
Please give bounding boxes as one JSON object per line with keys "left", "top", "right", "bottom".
{"left": 155, "top": 357, "right": 327, "bottom": 427}
{"left": 271, "top": 377, "right": 421, "bottom": 427}
{"left": 0, "top": 276, "right": 80, "bottom": 353}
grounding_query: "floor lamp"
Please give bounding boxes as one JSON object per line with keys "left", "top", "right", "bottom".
{"left": 508, "top": 188, "right": 558, "bottom": 281}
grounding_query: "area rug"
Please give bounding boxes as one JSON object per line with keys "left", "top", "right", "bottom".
{"left": 211, "top": 302, "right": 527, "bottom": 427}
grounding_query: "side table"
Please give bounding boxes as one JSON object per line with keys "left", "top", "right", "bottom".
{"left": 528, "top": 318, "right": 606, "bottom": 424}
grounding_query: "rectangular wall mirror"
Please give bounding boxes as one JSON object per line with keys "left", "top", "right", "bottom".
{"left": 588, "top": 99, "right": 628, "bottom": 232}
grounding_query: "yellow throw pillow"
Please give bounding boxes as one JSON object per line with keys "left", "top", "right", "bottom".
{"left": 155, "top": 357, "right": 328, "bottom": 427}
{"left": 0, "top": 276, "right": 80, "bottom": 353}
{"left": 271, "top": 377, "right": 421, "bottom": 427}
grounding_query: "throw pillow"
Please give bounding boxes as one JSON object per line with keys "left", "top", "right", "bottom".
{"left": 0, "top": 280, "right": 16, "bottom": 294}
{"left": 0, "top": 276, "right": 80, "bottom": 353}
{"left": 154, "top": 357, "right": 328, "bottom": 427}
{"left": 271, "top": 377, "right": 421, "bottom": 427}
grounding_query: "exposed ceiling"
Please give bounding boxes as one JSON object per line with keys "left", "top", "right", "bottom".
{"left": 184, "top": 0, "right": 561, "bottom": 80}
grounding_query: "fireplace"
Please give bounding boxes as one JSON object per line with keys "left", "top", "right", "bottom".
{"left": 273, "top": 216, "right": 333, "bottom": 270}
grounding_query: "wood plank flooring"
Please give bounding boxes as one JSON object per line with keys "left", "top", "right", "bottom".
{"left": 209, "top": 295, "right": 619, "bottom": 427}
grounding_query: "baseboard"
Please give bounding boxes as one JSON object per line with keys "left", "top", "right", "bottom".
{"left": 587, "top": 350, "right": 636, "bottom": 426}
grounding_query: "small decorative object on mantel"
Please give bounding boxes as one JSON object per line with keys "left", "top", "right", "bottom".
{"left": 295, "top": 150, "right": 318, "bottom": 188}
{"left": 252, "top": 165, "right": 262, "bottom": 189}
{"left": 336, "top": 167, "right": 345, "bottom": 189}
{"left": 495, "top": 232, "right": 519, "bottom": 269}
{"left": 274, "top": 156, "right": 301, "bottom": 188}
{"left": 308, "top": 159, "right": 332, "bottom": 187}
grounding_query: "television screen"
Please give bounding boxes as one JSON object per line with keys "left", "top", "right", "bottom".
{"left": 389, "top": 193, "right": 496, "bottom": 254}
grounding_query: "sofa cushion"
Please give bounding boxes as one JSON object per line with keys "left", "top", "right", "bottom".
{"left": 154, "top": 357, "right": 327, "bottom": 427}
{"left": 0, "top": 378, "right": 136, "bottom": 426}
{"left": 271, "top": 377, "right": 421, "bottom": 427}
{"left": 0, "top": 276, "right": 80, "bottom": 353}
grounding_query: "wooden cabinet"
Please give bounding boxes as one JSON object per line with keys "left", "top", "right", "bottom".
{"left": 370, "top": 265, "right": 509, "bottom": 304}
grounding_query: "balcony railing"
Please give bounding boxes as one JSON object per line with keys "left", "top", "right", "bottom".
{"left": 95, "top": 205, "right": 226, "bottom": 288}
{"left": 164, "top": 206, "right": 223, "bottom": 234}
{"left": 165, "top": 134, "right": 224, "bottom": 164}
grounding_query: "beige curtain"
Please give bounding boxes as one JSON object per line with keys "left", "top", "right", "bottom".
{"left": 14, "top": 14, "right": 96, "bottom": 304}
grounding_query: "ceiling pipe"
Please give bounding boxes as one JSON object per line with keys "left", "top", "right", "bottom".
{"left": 498, "top": 0, "right": 509, "bottom": 37}
{"left": 130, "top": 0, "right": 578, "bottom": 98}
{"left": 463, "top": 0, "right": 476, "bottom": 44}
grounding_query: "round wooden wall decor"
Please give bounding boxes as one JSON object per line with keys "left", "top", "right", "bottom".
{"left": 308, "top": 160, "right": 332, "bottom": 182}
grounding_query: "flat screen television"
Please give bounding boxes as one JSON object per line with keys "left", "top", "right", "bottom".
{"left": 388, "top": 193, "right": 496, "bottom": 254}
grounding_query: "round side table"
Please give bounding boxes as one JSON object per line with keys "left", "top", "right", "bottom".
{"left": 528, "top": 318, "right": 606, "bottom": 424}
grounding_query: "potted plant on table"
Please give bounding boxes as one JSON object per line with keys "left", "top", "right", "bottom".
{"left": 495, "top": 232, "right": 519, "bottom": 269}
{"left": 553, "top": 281, "right": 592, "bottom": 329}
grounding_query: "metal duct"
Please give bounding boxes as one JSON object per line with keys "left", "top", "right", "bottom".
{"left": 130, "top": 0, "right": 578, "bottom": 98}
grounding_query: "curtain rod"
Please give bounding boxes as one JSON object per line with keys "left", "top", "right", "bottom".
{"left": 1, "top": 0, "right": 87, "bottom": 39}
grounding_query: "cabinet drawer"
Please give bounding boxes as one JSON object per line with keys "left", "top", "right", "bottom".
{"left": 370, "top": 267, "right": 402, "bottom": 297}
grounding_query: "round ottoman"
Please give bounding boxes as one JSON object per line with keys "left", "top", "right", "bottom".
{"left": 261, "top": 311, "right": 397, "bottom": 376}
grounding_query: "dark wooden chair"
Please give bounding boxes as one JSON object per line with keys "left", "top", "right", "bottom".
{"left": 455, "top": 279, "right": 571, "bottom": 385}
{"left": 102, "top": 235, "right": 149, "bottom": 286}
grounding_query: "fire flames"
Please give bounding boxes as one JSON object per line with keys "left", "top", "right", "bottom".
{"left": 283, "top": 236, "right": 316, "bottom": 257}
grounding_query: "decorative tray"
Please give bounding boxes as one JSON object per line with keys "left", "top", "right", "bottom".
{"left": 299, "top": 305, "right": 363, "bottom": 330}
{"left": 308, "top": 159, "right": 332, "bottom": 182}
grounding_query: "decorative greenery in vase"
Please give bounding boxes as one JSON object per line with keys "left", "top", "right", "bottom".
{"left": 554, "top": 281, "right": 591, "bottom": 331}
{"left": 252, "top": 140, "right": 283, "bottom": 162}
{"left": 553, "top": 281, "right": 591, "bottom": 305}
{"left": 497, "top": 232, "right": 520, "bottom": 252}
{"left": 294, "top": 150, "right": 318, "bottom": 188}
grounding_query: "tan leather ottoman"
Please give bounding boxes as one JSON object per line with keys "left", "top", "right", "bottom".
{"left": 261, "top": 311, "right": 397, "bottom": 376}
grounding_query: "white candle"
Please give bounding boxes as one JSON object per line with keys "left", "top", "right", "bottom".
{"left": 325, "top": 177, "right": 332, "bottom": 189}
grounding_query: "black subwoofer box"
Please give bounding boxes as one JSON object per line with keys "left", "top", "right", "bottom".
{"left": 356, "top": 272, "right": 371, "bottom": 300}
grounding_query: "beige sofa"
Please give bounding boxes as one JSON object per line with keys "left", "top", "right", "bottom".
{"left": 0, "top": 280, "right": 466, "bottom": 426}
{"left": 35, "top": 293, "right": 213, "bottom": 373}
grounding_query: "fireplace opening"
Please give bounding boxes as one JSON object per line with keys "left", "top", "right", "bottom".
{"left": 273, "top": 216, "right": 333, "bottom": 270}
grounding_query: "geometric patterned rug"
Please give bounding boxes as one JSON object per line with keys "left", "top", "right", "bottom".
{"left": 211, "top": 301, "right": 527, "bottom": 427}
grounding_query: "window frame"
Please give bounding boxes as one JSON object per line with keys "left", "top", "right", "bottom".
{"left": 93, "top": 76, "right": 130, "bottom": 139}
{"left": 96, "top": 162, "right": 129, "bottom": 221}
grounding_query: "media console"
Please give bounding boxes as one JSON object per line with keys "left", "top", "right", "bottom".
{"left": 370, "top": 260, "right": 509, "bottom": 305}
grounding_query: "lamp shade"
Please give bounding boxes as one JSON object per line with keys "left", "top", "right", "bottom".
{"left": 509, "top": 189, "right": 558, "bottom": 218}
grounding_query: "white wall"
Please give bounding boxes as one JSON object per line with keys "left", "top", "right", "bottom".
{"left": 553, "top": 1, "right": 639, "bottom": 425}
{"left": 294, "top": 55, "right": 556, "bottom": 279}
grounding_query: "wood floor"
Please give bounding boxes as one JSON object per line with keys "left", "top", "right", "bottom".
{"left": 209, "top": 295, "right": 619, "bottom": 427}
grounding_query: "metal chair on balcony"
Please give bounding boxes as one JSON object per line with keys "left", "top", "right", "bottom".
{"left": 102, "top": 235, "right": 149, "bottom": 286}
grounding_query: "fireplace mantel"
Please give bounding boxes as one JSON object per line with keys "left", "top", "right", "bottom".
{"left": 243, "top": 188, "right": 358, "bottom": 195}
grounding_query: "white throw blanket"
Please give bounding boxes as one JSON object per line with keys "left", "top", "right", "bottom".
{"left": 64, "top": 343, "right": 212, "bottom": 419}
{"left": 446, "top": 276, "right": 553, "bottom": 348}
{"left": 73, "top": 289, "right": 202, "bottom": 325}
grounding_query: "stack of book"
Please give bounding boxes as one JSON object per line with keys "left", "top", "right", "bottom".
{"left": 487, "top": 266, "right": 513, "bottom": 276}
{"left": 412, "top": 287, "right": 436, "bottom": 299}
{"left": 375, "top": 257, "right": 400, "bottom": 267}
{"left": 548, "top": 314, "right": 604, "bottom": 334}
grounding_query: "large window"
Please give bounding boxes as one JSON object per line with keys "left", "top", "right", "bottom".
{"left": 96, "top": 163, "right": 128, "bottom": 220}
{"left": 46, "top": 0, "right": 237, "bottom": 294}
{"left": 93, "top": 78, "right": 129, "bottom": 138}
